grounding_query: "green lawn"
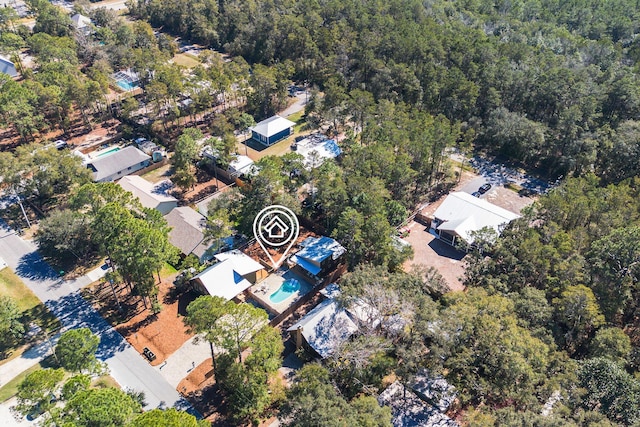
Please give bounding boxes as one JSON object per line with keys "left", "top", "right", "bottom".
{"left": 0, "top": 362, "right": 42, "bottom": 402}
{"left": 172, "top": 53, "right": 200, "bottom": 68}
{"left": 161, "top": 263, "right": 177, "bottom": 277}
{"left": 0, "top": 268, "right": 60, "bottom": 365}
{"left": 0, "top": 268, "right": 40, "bottom": 312}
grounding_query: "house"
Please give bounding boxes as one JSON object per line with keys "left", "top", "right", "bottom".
{"left": 378, "top": 380, "right": 458, "bottom": 427}
{"left": 288, "top": 236, "right": 346, "bottom": 280}
{"left": 191, "top": 250, "right": 267, "bottom": 300}
{"left": 430, "top": 192, "right": 520, "bottom": 247}
{"left": 118, "top": 175, "right": 178, "bottom": 215}
{"left": 0, "top": 55, "right": 17, "bottom": 78}
{"left": 165, "top": 207, "right": 216, "bottom": 262}
{"left": 70, "top": 13, "right": 92, "bottom": 33}
{"left": 228, "top": 155, "right": 257, "bottom": 178}
{"left": 292, "top": 135, "right": 342, "bottom": 169}
{"left": 286, "top": 298, "right": 359, "bottom": 359}
{"left": 250, "top": 115, "right": 296, "bottom": 146}
{"left": 86, "top": 146, "right": 151, "bottom": 182}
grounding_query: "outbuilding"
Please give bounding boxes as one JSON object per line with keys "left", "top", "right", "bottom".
{"left": 250, "top": 115, "right": 295, "bottom": 146}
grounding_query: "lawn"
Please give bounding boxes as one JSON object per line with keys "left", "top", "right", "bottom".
{"left": 0, "top": 269, "right": 39, "bottom": 312}
{"left": 0, "top": 359, "right": 49, "bottom": 402}
{"left": 172, "top": 53, "right": 200, "bottom": 68}
{"left": 0, "top": 268, "right": 60, "bottom": 365}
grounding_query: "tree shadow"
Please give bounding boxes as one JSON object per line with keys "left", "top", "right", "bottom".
{"left": 16, "top": 251, "right": 59, "bottom": 281}
{"left": 44, "top": 292, "right": 128, "bottom": 361}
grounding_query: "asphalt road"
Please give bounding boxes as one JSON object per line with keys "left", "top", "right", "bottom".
{"left": 0, "top": 220, "right": 194, "bottom": 413}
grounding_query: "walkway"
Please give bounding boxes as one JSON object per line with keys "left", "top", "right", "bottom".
{"left": 0, "top": 221, "right": 193, "bottom": 413}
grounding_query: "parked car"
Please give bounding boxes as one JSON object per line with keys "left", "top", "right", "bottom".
{"left": 472, "top": 191, "right": 481, "bottom": 198}
{"left": 478, "top": 183, "right": 492, "bottom": 194}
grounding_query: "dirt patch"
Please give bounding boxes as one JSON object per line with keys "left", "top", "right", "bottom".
{"left": 87, "top": 275, "right": 197, "bottom": 365}
{"left": 402, "top": 221, "right": 467, "bottom": 292}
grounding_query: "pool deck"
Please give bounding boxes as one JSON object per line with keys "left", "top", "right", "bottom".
{"left": 248, "top": 269, "right": 313, "bottom": 315}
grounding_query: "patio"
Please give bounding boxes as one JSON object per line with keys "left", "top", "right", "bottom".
{"left": 248, "top": 268, "right": 313, "bottom": 315}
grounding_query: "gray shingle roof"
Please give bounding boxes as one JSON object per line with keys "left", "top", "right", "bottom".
{"left": 87, "top": 146, "right": 150, "bottom": 181}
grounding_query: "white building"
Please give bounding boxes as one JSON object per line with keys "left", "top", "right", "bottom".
{"left": 86, "top": 146, "right": 151, "bottom": 182}
{"left": 430, "top": 192, "right": 520, "bottom": 247}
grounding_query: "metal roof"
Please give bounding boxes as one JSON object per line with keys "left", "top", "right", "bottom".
{"left": 250, "top": 115, "right": 295, "bottom": 138}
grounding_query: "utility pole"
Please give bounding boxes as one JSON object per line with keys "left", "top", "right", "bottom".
{"left": 13, "top": 187, "right": 30, "bottom": 228}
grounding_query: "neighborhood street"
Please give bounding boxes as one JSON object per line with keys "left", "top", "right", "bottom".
{"left": 0, "top": 220, "right": 193, "bottom": 413}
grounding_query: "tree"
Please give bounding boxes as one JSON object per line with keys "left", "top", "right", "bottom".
{"left": 184, "top": 295, "right": 229, "bottom": 380}
{"left": 0, "top": 295, "right": 24, "bottom": 352}
{"left": 59, "top": 387, "right": 141, "bottom": 427}
{"left": 173, "top": 127, "right": 202, "bottom": 191}
{"left": 14, "top": 368, "right": 64, "bottom": 419}
{"left": 578, "top": 357, "right": 640, "bottom": 425}
{"left": 589, "top": 327, "right": 631, "bottom": 366}
{"left": 217, "top": 303, "right": 269, "bottom": 364}
{"left": 55, "top": 328, "right": 101, "bottom": 374}
{"left": 129, "top": 408, "right": 209, "bottom": 427}
{"left": 61, "top": 375, "right": 91, "bottom": 401}
{"left": 280, "top": 364, "right": 392, "bottom": 427}
{"left": 553, "top": 285, "right": 605, "bottom": 354}
{"left": 35, "top": 209, "right": 96, "bottom": 261}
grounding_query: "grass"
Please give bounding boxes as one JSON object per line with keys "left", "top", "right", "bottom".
{"left": 93, "top": 375, "right": 120, "bottom": 389}
{"left": 141, "top": 163, "right": 173, "bottom": 183}
{"left": 161, "top": 263, "right": 178, "bottom": 277}
{"left": 172, "top": 53, "right": 200, "bottom": 68}
{"left": 0, "top": 269, "right": 40, "bottom": 312}
{"left": 0, "top": 269, "right": 60, "bottom": 365}
{"left": 0, "top": 357, "right": 52, "bottom": 403}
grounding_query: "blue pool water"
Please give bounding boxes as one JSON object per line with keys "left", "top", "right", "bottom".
{"left": 116, "top": 80, "right": 139, "bottom": 91}
{"left": 269, "top": 279, "right": 301, "bottom": 304}
{"left": 97, "top": 147, "right": 120, "bottom": 157}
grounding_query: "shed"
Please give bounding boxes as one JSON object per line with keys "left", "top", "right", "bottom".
{"left": 86, "top": 146, "right": 151, "bottom": 182}
{"left": 0, "top": 55, "right": 17, "bottom": 78}
{"left": 250, "top": 115, "right": 295, "bottom": 146}
{"left": 118, "top": 175, "right": 178, "bottom": 215}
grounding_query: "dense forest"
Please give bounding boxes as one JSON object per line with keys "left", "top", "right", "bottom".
{"left": 3, "top": 0, "right": 640, "bottom": 425}
{"left": 128, "top": 0, "right": 640, "bottom": 178}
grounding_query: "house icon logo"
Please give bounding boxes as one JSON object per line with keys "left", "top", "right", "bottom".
{"left": 263, "top": 216, "right": 290, "bottom": 239}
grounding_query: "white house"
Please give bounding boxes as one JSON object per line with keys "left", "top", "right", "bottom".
{"left": 0, "top": 55, "right": 17, "bottom": 78}
{"left": 191, "top": 250, "right": 267, "bottom": 300}
{"left": 118, "top": 175, "right": 178, "bottom": 215}
{"left": 86, "top": 146, "right": 151, "bottom": 182}
{"left": 430, "top": 192, "right": 520, "bottom": 247}
{"left": 70, "top": 13, "right": 92, "bottom": 33}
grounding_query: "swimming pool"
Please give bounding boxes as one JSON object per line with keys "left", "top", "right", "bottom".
{"left": 97, "top": 147, "right": 120, "bottom": 157}
{"left": 116, "top": 80, "right": 139, "bottom": 91}
{"left": 269, "top": 278, "right": 301, "bottom": 304}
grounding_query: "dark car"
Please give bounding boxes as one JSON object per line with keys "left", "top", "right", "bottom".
{"left": 478, "top": 183, "right": 492, "bottom": 194}
{"left": 472, "top": 191, "right": 481, "bottom": 198}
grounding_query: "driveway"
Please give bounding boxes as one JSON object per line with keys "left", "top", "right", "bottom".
{"left": 0, "top": 221, "right": 194, "bottom": 413}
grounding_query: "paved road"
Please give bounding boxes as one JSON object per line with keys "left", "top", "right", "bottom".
{"left": 0, "top": 221, "right": 194, "bottom": 413}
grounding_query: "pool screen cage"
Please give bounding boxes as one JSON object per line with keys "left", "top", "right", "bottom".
{"left": 111, "top": 69, "right": 140, "bottom": 90}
